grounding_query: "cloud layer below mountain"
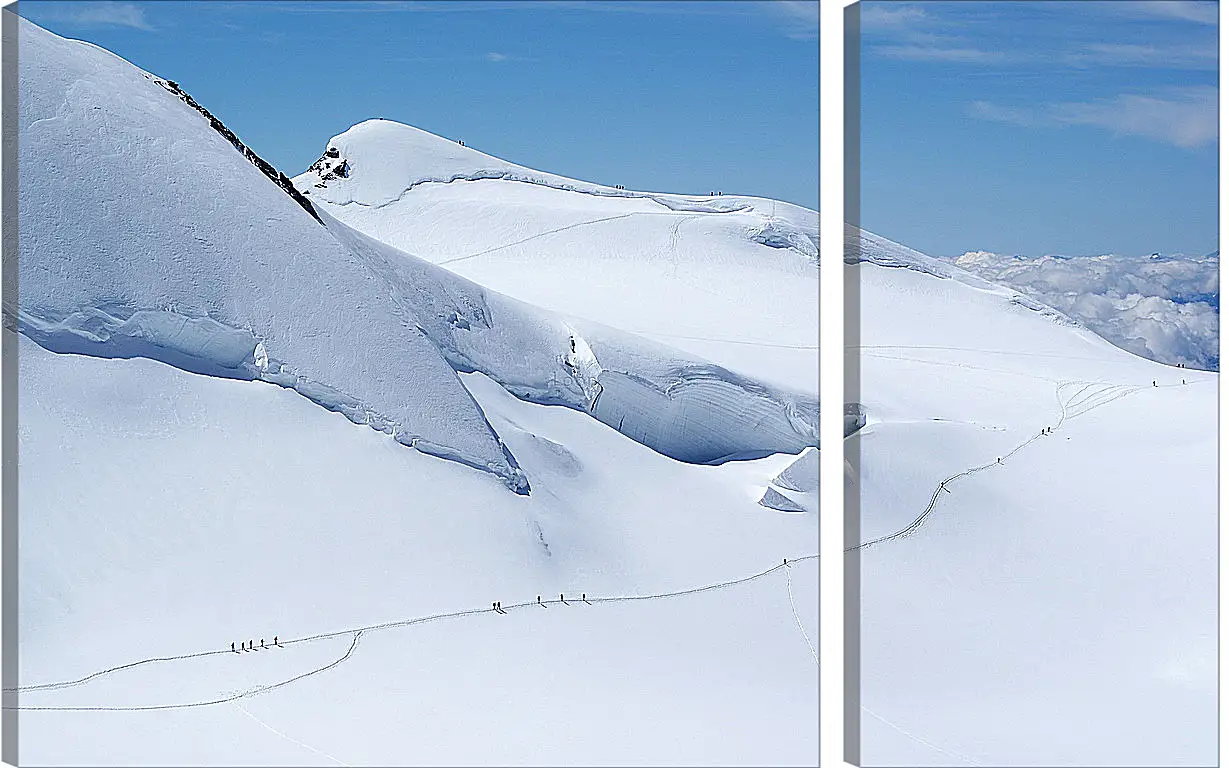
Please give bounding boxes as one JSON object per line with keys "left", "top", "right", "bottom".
{"left": 946, "top": 250, "right": 1219, "bottom": 370}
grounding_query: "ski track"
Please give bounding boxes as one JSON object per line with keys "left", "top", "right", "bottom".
{"left": 436, "top": 212, "right": 639, "bottom": 266}
{"left": 7, "top": 554, "right": 818, "bottom": 711}
{"left": 633, "top": 330, "right": 818, "bottom": 351}
{"left": 8, "top": 632, "right": 363, "bottom": 713}
{"left": 785, "top": 564, "right": 818, "bottom": 666}
{"left": 853, "top": 344, "right": 1160, "bottom": 366}
{"left": 848, "top": 363, "right": 1205, "bottom": 765}
{"left": 861, "top": 706, "right": 984, "bottom": 767}
{"left": 235, "top": 701, "right": 351, "bottom": 767}
{"left": 848, "top": 377, "right": 1192, "bottom": 552}
{"left": 427, "top": 208, "right": 817, "bottom": 350}
{"left": 860, "top": 351, "right": 1088, "bottom": 385}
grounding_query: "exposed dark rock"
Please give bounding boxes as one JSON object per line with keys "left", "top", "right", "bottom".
{"left": 153, "top": 78, "right": 323, "bottom": 225}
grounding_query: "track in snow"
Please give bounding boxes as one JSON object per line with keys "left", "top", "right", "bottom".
{"left": 847, "top": 377, "right": 1193, "bottom": 552}
{"left": 7, "top": 633, "right": 363, "bottom": 713}
{"left": 7, "top": 554, "right": 818, "bottom": 711}
{"left": 786, "top": 564, "right": 818, "bottom": 666}
{"left": 235, "top": 701, "right": 351, "bottom": 767}
{"left": 861, "top": 705, "right": 984, "bottom": 767}
{"left": 633, "top": 330, "right": 818, "bottom": 351}
{"left": 436, "top": 212, "right": 641, "bottom": 265}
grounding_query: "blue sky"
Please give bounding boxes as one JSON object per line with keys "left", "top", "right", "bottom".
{"left": 858, "top": 1, "right": 1218, "bottom": 258}
{"left": 19, "top": 0, "right": 818, "bottom": 210}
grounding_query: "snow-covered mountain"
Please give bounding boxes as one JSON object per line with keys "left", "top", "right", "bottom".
{"left": 291, "top": 119, "right": 820, "bottom": 394}
{"left": 849, "top": 227, "right": 1217, "bottom": 766}
{"left": 14, "top": 18, "right": 817, "bottom": 766}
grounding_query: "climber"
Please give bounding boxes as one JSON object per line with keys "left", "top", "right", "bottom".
{"left": 273, "top": 636, "right": 279, "bottom": 647}
{"left": 261, "top": 639, "right": 266, "bottom": 649}
{"left": 231, "top": 641, "right": 236, "bottom": 653}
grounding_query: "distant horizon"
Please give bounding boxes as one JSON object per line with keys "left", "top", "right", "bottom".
{"left": 19, "top": 1, "right": 819, "bottom": 211}
{"left": 941, "top": 245, "right": 1221, "bottom": 260}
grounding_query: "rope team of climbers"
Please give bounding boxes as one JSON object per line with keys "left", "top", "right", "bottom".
{"left": 5, "top": 554, "right": 818, "bottom": 712}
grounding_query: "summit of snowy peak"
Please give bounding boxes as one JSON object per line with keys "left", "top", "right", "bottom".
{"left": 292, "top": 119, "right": 816, "bottom": 223}
{"left": 291, "top": 119, "right": 817, "bottom": 393}
{"left": 293, "top": 119, "right": 538, "bottom": 206}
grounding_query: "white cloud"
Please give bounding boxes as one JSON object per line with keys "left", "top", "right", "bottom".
{"left": 862, "top": 1, "right": 1218, "bottom": 71}
{"left": 1053, "top": 87, "right": 1217, "bottom": 149}
{"left": 860, "top": 4, "right": 929, "bottom": 31}
{"left": 486, "top": 52, "right": 509, "bottom": 62}
{"left": 1127, "top": 1, "right": 1218, "bottom": 25}
{"left": 875, "top": 45, "right": 1003, "bottom": 63}
{"left": 771, "top": 0, "right": 819, "bottom": 41}
{"left": 46, "top": 2, "right": 155, "bottom": 31}
{"left": 1064, "top": 42, "right": 1218, "bottom": 70}
{"left": 968, "top": 87, "right": 1217, "bottom": 149}
{"left": 949, "top": 250, "right": 1220, "bottom": 370}
{"left": 967, "top": 100, "right": 1040, "bottom": 127}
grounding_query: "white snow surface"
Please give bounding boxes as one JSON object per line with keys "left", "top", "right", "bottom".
{"left": 293, "top": 119, "right": 819, "bottom": 394}
{"left": 317, "top": 207, "right": 818, "bottom": 465}
{"left": 18, "top": 18, "right": 817, "bottom": 488}
{"left": 851, "top": 228, "right": 1217, "bottom": 765}
{"left": 15, "top": 19, "right": 818, "bottom": 765}
{"left": 17, "top": 19, "right": 525, "bottom": 490}
{"left": 17, "top": 337, "right": 818, "bottom": 766}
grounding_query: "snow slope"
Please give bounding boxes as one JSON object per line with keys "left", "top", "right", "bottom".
{"left": 17, "top": 18, "right": 525, "bottom": 491}
{"left": 17, "top": 336, "right": 818, "bottom": 766}
{"left": 14, "top": 18, "right": 818, "bottom": 764}
{"left": 19, "top": 17, "right": 817, "bottom": 486}
{"left": 292, "top": 120, "right": 819, "bottom": 394}
{"left": 849, "top": 228, "right": 1217, "bottom": 765}
{"left": 317, "top": 208, "right": 818, "bottom": 466}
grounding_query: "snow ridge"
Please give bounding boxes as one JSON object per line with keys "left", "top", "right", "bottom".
{"left": 293, "top": 119, "right": 792, "bottom": 219}
{"left": 849, "top": 226, "right": 1082, "bottom": 329}
{"left": 18, "top": 18, "right": 527, "bottom": 492}
{"left": 152, "top": 78, "right": 322, "bottom": 225}
{"left": 303, "top": 157, "right": 755, "bottom": 216}
{"left": 19, "top": 18, "right": 815, "bottom": 494}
